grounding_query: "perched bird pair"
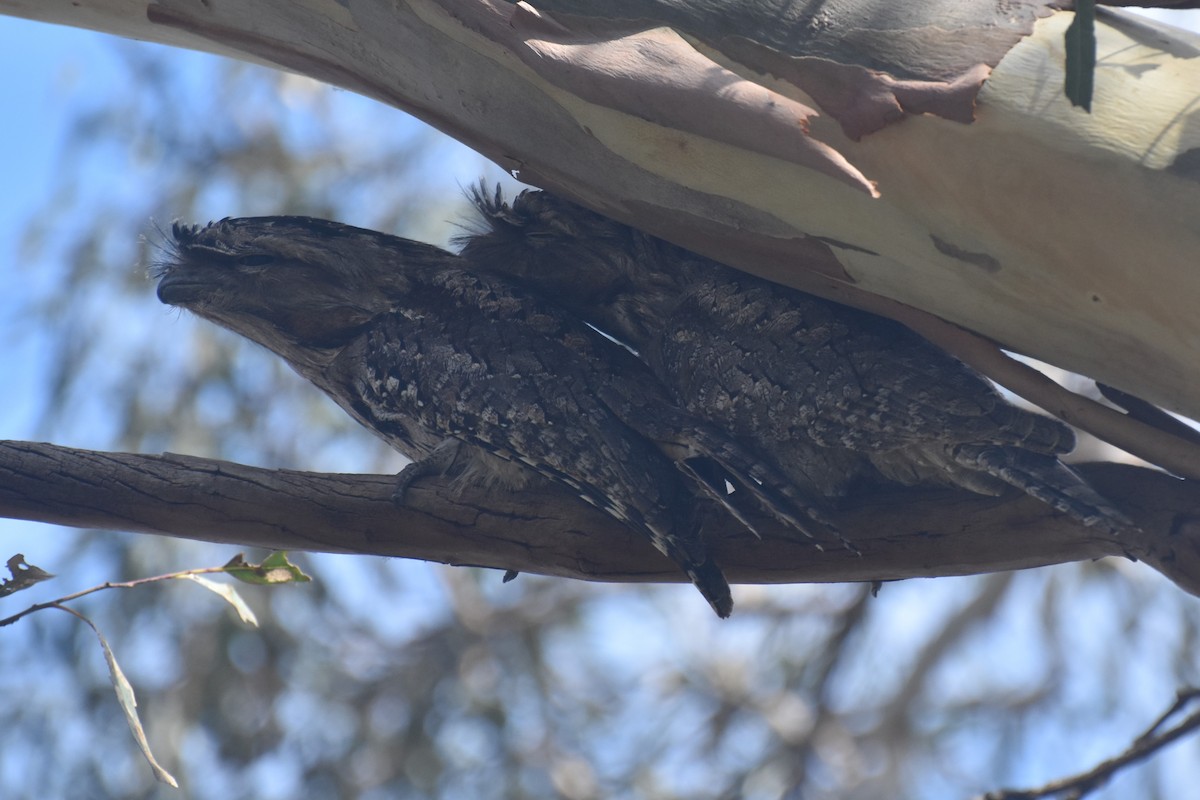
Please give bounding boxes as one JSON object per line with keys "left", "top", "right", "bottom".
{"left": 159, "top": 214, "right": 818, "bottom": 618}
{"left": 155, "top": 188, "right": 1130, "bottom": 616}
{"left": 460, "top": 188, "right": 1131, "bottom": 535}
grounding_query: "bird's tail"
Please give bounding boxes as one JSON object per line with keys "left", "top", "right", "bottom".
{"left": 626, "top": 494, "right": 734, "bottom": 618}
{"left": 612, "top": 394, "right": 851, "bottom": 551}
{"left": 952, "top": 444, "right": 1133, "bottom": 535}
{"left": 683, "top": 425, "right": 854, "bottom": 552}
{"left": 640, "top": 513, "right": 733, "bottom": 618}
{"left": 686, "top": 554, "right": 735, "bottom": 618}
{"left": 991, "top": 406, "right": 1077, "bottom": 455}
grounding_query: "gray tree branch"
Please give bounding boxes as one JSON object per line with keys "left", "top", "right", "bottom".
{"left": 1, "top": 440, "right": 1197, "bottom": 595}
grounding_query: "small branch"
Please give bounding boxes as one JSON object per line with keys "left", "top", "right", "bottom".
{"left": 1097, "top": 383, "right": 1200, "bottom": 446}
{"left": 981, "top": 688, "right": 1200, "bottom": 799}
{"left": 1, "top": 440, "right": 1198, "bottom": 596}
{"left": 1139, "top": 688, "right": 1200, "bottom": 741}
{"left": 0, "top": 564, "right": 243, "bottom": 628}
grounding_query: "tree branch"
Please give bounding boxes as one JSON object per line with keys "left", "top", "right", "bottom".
{"left": 981, "top": 689, "right": 1200, "bottom": 799}
{"left": 1, "top": 440, "right": 1197, "bottom": 595}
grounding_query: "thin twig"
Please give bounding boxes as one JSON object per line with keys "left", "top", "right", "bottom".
{"left": 1097, "top": 383, "right": 1200, "bottom": 447}
{"left": 980, "top": 688, "right": 1200, "bottom": 799}
{"left": 1136, "top": 687, "right": 1200, "bottom": 743}
{"left": 0, "top": 566, "right": 234, "bottom": 628}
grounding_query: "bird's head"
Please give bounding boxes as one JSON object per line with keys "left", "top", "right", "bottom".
{"left": 458, "top": 186, "right": 677, "bottom": 351}
{"left": 156, "top": 216, "right": 453, "bottom": 362}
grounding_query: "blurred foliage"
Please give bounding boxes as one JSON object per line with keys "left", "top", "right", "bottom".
{"left": 1, "top": 29, "right": 1199, "bottom": 800}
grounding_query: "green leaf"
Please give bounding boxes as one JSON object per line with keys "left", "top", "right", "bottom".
{"left": 182, "top": 574, "right": 259, "bottom": 627}
{"left": 0, "top": 554, "right": 55, "bottom": 598}
{"left": 1064, "top": 0, "right": 1096, "bottom": 112}
{"left": 222, "top": 552, "right": 312, "bottom": 585}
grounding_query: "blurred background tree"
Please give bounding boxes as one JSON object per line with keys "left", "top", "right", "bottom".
{"left": 1, "top": 14, "right": 1198, "bottom": 800}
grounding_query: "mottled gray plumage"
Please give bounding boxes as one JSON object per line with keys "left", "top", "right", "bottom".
{"left": 460, "top": 187, "right": 1131, "bottom": 535}
{"left": 155, "top": 216, "right": 840, "bottom": 617}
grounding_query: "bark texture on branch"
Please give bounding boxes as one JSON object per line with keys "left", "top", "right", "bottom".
{"left": 1, "top": 440, "right": 1196, "bottom": 596}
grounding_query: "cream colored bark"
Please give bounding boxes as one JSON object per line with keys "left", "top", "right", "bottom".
{"left": 6, "top": 3, "right": 1197, "bottom": 423}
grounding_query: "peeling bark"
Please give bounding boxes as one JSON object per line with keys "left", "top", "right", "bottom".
{"left": 3, "top": 1, "right": 1198, "bottom": 428}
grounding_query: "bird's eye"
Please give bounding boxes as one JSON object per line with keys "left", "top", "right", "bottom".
{"left": 237, "top": 254, "right": 276, "bottom": 268}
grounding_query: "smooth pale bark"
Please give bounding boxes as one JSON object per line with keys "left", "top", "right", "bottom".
{"left": 4, "top": 1, "right": 1199, "bottom": 423}
{"left": 1, "top": 441, "right": 1197, "bottom": 598}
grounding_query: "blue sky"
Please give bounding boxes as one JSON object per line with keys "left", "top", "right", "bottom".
{"left": 0, "top": 19, "right": 112, "bottom": 554}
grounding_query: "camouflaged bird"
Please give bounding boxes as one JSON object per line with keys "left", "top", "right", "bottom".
{"left": 155, "top": 216, "right": 846, "bottom": 617}
{"left": 459, "top": 186, "right": 1132, "bottom": 536}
